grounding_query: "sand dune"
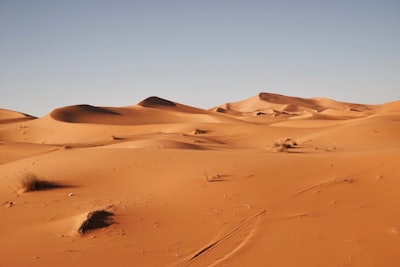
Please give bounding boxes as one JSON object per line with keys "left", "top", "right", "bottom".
{"left": 49, "top": 97, "right": 235, "bottom": 126}
{"left": 0, "top": 108, "right": 36, "bottom": 124}
{"left": 214, "top": 92, "right": 376, "bottom": 118}
{"left": 138, "top": 96, "right": 210, "bottom": 114}
{"left": 1, "top": 92, "right": 399, "bottom": 267}
{"left": 376, "top": 100, "right": 400, "bottom": 114}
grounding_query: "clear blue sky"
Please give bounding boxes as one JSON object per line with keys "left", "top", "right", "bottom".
{"left": 1, "top": 0, "right": 399, "bottom": 116}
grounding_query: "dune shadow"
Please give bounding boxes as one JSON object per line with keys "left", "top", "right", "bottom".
{"left": 138, "top": 96, "right": 176, "bottom": 107}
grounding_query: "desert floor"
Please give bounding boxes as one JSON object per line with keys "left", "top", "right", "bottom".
{"left": 1, "top": 93, "right": 399, "bottom": 267}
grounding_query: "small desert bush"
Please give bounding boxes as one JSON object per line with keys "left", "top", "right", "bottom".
{"left": 20, "top": 173, "right": 40, "bottom": 192}
{"left": 19, "top": 173, "right": 60, "bottom": 192}
{"left": 274, "top": 142, "right": 291, "bottom": 152}
{"left": 78, "top": 210, "right": 114, "bottom": 235}
{"left": 193, "top": 129, "right": 207, "bottom": 135}
{"left": 274, "top": 138, "right": 298, "bottom": 152}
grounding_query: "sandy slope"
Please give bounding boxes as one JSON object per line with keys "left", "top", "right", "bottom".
{"left": 0, "top": 108, "right": 36, "bottom": 124}
{"left": 1, "top": 93, "right": 399, "bottom": 267}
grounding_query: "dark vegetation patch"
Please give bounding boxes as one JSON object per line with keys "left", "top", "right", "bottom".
{"left": 78, "top": 210, "right": 114, "bottom": 235}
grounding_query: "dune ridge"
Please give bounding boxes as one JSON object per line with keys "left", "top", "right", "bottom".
{"left": 138, "top": 96, "right": 177, "bottom": 108}
{"left": 1, "top": 92, "right": 399, "bottom": 267}
{"left": 0, "top": 108, "right": 36, "bottom": 124}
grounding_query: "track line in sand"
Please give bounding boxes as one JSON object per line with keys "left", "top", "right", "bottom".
{"left": 182, "top": 169, "right": 372, "bottom": 266}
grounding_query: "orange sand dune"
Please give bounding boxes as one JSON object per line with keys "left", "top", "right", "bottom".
{"left": 0, "top": 108, "right": 36, "bottom": 124}
{"left": 1, "top": 92, "right": 399, "bottom": 267}
{"left": 377, "top": 100, "right": 400, "bottom": 114}
{"left": 138, "top": 96, "right": 211, "bottom": 114}
{"left": 214, "top": 92, "right": 376, "bottom": 118}
{"left": 50, "top": 98, "right": 221, "bottom": 125}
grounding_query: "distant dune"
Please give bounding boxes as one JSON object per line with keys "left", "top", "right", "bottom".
{"left": 0, "top": 108, "right": 36, "bottom": 124}
{"left": 213, "top": 92, "right": 376, "bottom": 117}
{"left": 1, "top": 92, "right": 399, "bottom": 267}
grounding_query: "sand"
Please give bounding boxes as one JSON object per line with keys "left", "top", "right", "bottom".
{"left": 1, "top": 92, "right": 399, "bottom": 267}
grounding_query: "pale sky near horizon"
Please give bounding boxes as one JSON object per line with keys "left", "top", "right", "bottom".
{"left": 1, "top": 0, "right": 399, "bottom": 116}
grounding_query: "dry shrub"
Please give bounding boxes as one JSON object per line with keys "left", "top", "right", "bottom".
{"left": 274, "top": 138, "right": 297, "bottom": 152}
{"left": 20, "top": 173, "right": 40, "bottom": 192}
{"left": 78, "top": 210, "right": 114, "bottom": 235}
{"left": 19, "top": 173, "right": 62, "bottom": 192}
{"left": 193, "top": 129, "right": 207, "bottom": 135}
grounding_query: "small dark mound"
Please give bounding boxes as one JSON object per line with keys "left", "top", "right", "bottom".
{"left": 138, "top": 96, "right": 176, "bottom": 108}
{"left": 78, "top": 210, "right": 114, "bottom": 235}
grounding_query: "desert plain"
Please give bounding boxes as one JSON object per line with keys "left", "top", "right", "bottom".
{"left": 1, "top": 92, "right": 399, "bottom": 267}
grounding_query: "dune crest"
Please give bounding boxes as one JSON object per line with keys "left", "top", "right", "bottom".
{"left": 137, "top": 96, "right": 177, "bottom": 107}
{"left": 138, "top": 96, "right": 212, "bottom": 115}
{"left": 50, "top": 104, "right": 121, "bottom": 122}
{"left": 377, "top": 100, "right": 400, "bottom": 114}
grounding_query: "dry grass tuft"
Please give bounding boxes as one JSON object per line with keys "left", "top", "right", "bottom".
{"left": 19, "top": 173, "right": 64, "bottom": 192}
{"left": 20, "top": 173, "right": 40, "bottom": 192}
